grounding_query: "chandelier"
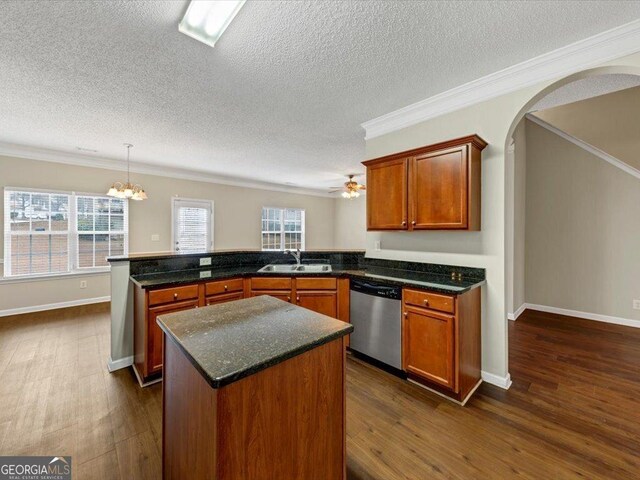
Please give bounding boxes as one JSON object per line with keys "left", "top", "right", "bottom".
{"left": 107, "top": 143, "right": 148, "bottom": 201}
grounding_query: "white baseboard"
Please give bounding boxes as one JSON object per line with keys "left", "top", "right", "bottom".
{"left": 481, "top": 371, "right": 512, "bottom": 390}
{"left": 524, "top": 303, "right": 640, "bottom": 329}
{"left": 108, "top": 355, "right": 134, "bottom": 372}
{"left": 507, "top": 303, "right": 527, "bottom": 321}
{"left": 0, "top": 296, "right": 111, "bottom": 318}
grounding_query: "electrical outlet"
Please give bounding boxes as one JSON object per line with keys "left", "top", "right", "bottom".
{"left": 80, "top": 280, "right": 87, "bottom": 289}
{"left": 200, "top": 270, "right": 212, "bottom": 279}
{"left": 200, "top": 257, "right": 212, "bottom": 266}
{"left": 633, "top": 299, "right": 640, "bottom": 310}
{"left": 374, "top": 240, "right": 381, "bottom": 251}
{"left": 151, "top": 234, "right": 160, "bottom": 242}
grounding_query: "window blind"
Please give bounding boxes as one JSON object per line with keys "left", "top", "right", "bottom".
{"left": 172, "top": 199, "right": 213, "bottom": 252}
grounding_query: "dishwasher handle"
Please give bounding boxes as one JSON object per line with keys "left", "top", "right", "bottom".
{"left": 350, "top": 279, "right": 402, "bottom": 300}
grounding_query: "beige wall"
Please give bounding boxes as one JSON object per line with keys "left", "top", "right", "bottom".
{"left": 512, "top": 120, "right": 527, "bottom": 314}
{"left": 525, "top": 119, "right": 640, "bottom": 321}
{"left": 0, "top": 155, "right": 336, "bottom": 313}
{"left": 534, "top": 85, "right": 640, "bottom": 170}
{"left": 333, "top": 195, "right": 366, "bottom": 250}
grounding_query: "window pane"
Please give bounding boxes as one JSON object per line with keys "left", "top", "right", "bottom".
{"left": 77, "top": 214, "right": 94, "bottom": 231}
{"left": 96, "top": 198, "right": 110, "bottom": 214}
{"left": 95, "top": 214, "right": 109, "bottom": 232}
{"left": 110, "top": 234, "right": 125, "bottom": 256}
{"left": 110, "top": 215, "right": 124, "bottom": 232}
{"left": 9, "top": 234, "right": 68, "bottom": 275}
{"left": 95, "top": 234, "right": 109, "bottom": 267}
{"left": 51, "top": 195, "right": 68, "bottom": 214}
{"left": 77, "top": 197, "right": 93, "bottom": 214}
{"left": 78, "top": 234, "right": 94, "bottom": 268}
{"left": 110, "top": 199, "right": 124, "bottom": 214}
{"left": 174, "top": 203, "right": 210, "bottom": 252}
{"left": 51, "top": 212, "right": 68, "bottom": 231}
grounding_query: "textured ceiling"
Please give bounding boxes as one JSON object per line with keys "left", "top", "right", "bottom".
{"left": 529, "top": 74, "right": 640, "bottom": 112}
{"left": 1, "top": 1, "right": 640, "bottom": 190}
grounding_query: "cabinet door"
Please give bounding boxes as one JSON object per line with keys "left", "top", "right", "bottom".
{"left": 148, "top": 300, "right": 199, "bottom": 375}
{"left": 296, "top": 291, "right": 337, "bottom": 318}
{"left": 250, "top": 290, "right": 292, "bottom": 303}
{"left": 410, "top": 145, "right": 468, "bottom": 229}
{"left": 366, "top": 158, "right": 408, "bottom": 230}
{"left": 403, "top": 307, "right": 456, "bottom": 391}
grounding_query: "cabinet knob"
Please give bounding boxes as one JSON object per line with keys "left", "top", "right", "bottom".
{"left": 224, "top": 285, "right": 228, "bottom": 291}
{"left": 423, "top": 299, "right": 429, "bottom": 306}
{"left": 173, "top": 293, "right": 178, "bottom": 299}
{"left": 411, "top": 220, "right": 416, "bottom": 225}
{"left": 403, "top": 312, "right": 408, "bottom": 318}
{"left": 401, "top": 220, "right": 407, "bottom": 226}
{"left": 287, "top": 296, "right": 291, "bottom": 302}
{"left": 296, "top": 296, "right": 300, "bottom": 302}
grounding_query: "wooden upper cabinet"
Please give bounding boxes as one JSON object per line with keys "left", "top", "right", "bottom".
{"left": 366, "top": 157, "right": 408, "bottom": 230}
{"left": 363, "top": 135, "right": 486, "bottom": 231}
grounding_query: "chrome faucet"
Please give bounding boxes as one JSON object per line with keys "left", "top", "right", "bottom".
{"left": 284, "top": 248, "right": 302, "bottom": 266}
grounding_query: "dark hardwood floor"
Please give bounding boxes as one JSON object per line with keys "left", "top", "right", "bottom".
{"left": 0, "top": 304, "right": 639, "bottom": 479}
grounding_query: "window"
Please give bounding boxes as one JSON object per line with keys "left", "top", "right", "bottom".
{"left": 261, "top": 207, "right": 305, "bottom": 251}
{"left": 172, "top": 198, "right": 213, "bottom": 252}
{"left": 3, "top": 188, "right": 128, "bottom": 278}
{"left": 76, "top": 195, "right": 128, "bottom": 268}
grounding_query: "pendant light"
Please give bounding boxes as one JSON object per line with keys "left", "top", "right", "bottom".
{"left": 106, "top": 143, "right": 148, "bottom": 201}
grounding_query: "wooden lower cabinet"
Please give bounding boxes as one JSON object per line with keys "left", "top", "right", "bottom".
{"left": 148, "top": 300, "right": 199, "bottom": 375}
{"left": 402, "top": 286, "right": 481, "bottom": 404}
{"left": 134, "top": 276, "right": 351, "bottom": 386}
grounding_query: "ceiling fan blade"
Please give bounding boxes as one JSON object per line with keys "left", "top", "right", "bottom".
{"left": 328, "top": 189, "right": 343, "bottom": 193}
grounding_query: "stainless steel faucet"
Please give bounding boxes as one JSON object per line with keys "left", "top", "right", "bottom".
{"left": 284, "top": 248, "right": 301, "bottom": 265}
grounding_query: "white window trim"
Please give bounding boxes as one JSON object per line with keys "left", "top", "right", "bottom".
{"left": 261, "top": 206, "right": 306, "bottom": 251}
{"left": 3, "top": 187, "right": 129, "bottom": 279}
{"left": 170, "top": 197, "right": 214, "bottom": 252}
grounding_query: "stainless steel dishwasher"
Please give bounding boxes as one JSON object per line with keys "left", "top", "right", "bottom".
{"left": 349, "top": 279, "right": 402, "bottom": 370}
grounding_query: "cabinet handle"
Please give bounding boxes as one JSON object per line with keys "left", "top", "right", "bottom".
{"left": 401, "top": 220, "right": 407, "bottom": 226}
{"left": 411, "top": 220, "right": 416, "bottom": 225}
{"left": 173, "top": 293, "right": 178, "bottom": 299}
{"left": 296, "top": 296, "right": 300, "bottom": 302}
{"left": 287, "top": 296, "right": 291, "bottom": 302}
{"left": 224, "top": 285, "right": 228, "bottom": 291}
{"left": 423, "top": 299, "right": 429, "bottom": 306}
{"left": 403, "top": 312, "right": 408, "bottom": 318}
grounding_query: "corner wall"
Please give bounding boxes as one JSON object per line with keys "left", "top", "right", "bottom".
{"left": 524, "top": 119, "right": 640, "bottom": 322}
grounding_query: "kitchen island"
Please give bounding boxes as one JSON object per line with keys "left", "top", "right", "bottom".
{"left": 157, "top": 295, "right": 353, "bottom": 480}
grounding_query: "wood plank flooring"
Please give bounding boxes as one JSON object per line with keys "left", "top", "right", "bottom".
{"left": 0, "top": 304, "right": 639, "bottom": 479}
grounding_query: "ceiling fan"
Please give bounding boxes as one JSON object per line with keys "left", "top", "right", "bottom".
{"left": 330, "top": 174, "right": 366, "bottom": 199}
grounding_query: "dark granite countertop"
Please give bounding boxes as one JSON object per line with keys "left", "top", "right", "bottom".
{"left": 130, "top": 263, "right": 484, "bottom": 295}
{"left": 156, "top": 296, "right": 353, "bottom": 388}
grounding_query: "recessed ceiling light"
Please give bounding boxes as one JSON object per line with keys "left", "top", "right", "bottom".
{"left": 179, "top": 1, "right": 246, "bottom": 48}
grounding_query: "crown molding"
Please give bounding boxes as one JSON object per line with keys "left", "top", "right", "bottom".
{"left": 526, "top": 113, "right": 640, "bottom": 181}
{"left": 361, "top": 19, "right": 640, "bottom": 140}
{"left": 0, "top": 142, "right": 333, "bottom": 198}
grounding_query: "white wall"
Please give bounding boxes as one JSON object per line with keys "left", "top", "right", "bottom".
{"left": 511, "top": 120, "right": 527, "bottom": 315}
{"left": 333, "top": 195, "right": 366, "bottom": 249}
{"left": 0, "top": 155, "right": 336, "bottom": 314}
{"left": 524, "top": 119, "right": 640, "bottom": 321}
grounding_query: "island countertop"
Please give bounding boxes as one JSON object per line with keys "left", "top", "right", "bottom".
{"left": 156, "top": 295, "right": 353, "bottom": 389}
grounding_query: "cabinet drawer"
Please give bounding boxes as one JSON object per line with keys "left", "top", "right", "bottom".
{"left": 251, "top": 277, "right": 292, "bottom": 290}
{"left": 148, "top": 285, "right": 199, "bottom": 307}
{"left": 403, "top": 289, "right": 455, "bottom": 314}
{"left": 205, "top": 278, "right": 243, "bottom": 296}
{"left": 206, "top": 291, "right": 244, "bottom": 306}
{"left": 295, "top": 277, "right": 337, "bottom": 290}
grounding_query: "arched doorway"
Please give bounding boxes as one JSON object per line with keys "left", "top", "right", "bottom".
{"left": 503, "top": 66, "right": 640, "bottom": 375}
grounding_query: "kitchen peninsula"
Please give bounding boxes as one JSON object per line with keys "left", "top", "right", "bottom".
{"left": 157, "top": 295, "right": 353, "bottom": 480}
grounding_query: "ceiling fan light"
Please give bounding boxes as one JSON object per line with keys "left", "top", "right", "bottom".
{"left": 107, "top": 185, "right": 118, "bottom": 197}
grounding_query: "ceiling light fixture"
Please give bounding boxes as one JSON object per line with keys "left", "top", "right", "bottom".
{"left": 106, "top": 144, "right": 148, "bottom": 201}
{"left": 179, "top": 0, "right": 246, "bottom": 48}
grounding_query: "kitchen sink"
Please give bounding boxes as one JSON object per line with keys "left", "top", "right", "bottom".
{"left": 257, "top": 264, "right": 332, "bottom": 273}
{"left": 294, "top": 264, "right": 332, "bottom": 273}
